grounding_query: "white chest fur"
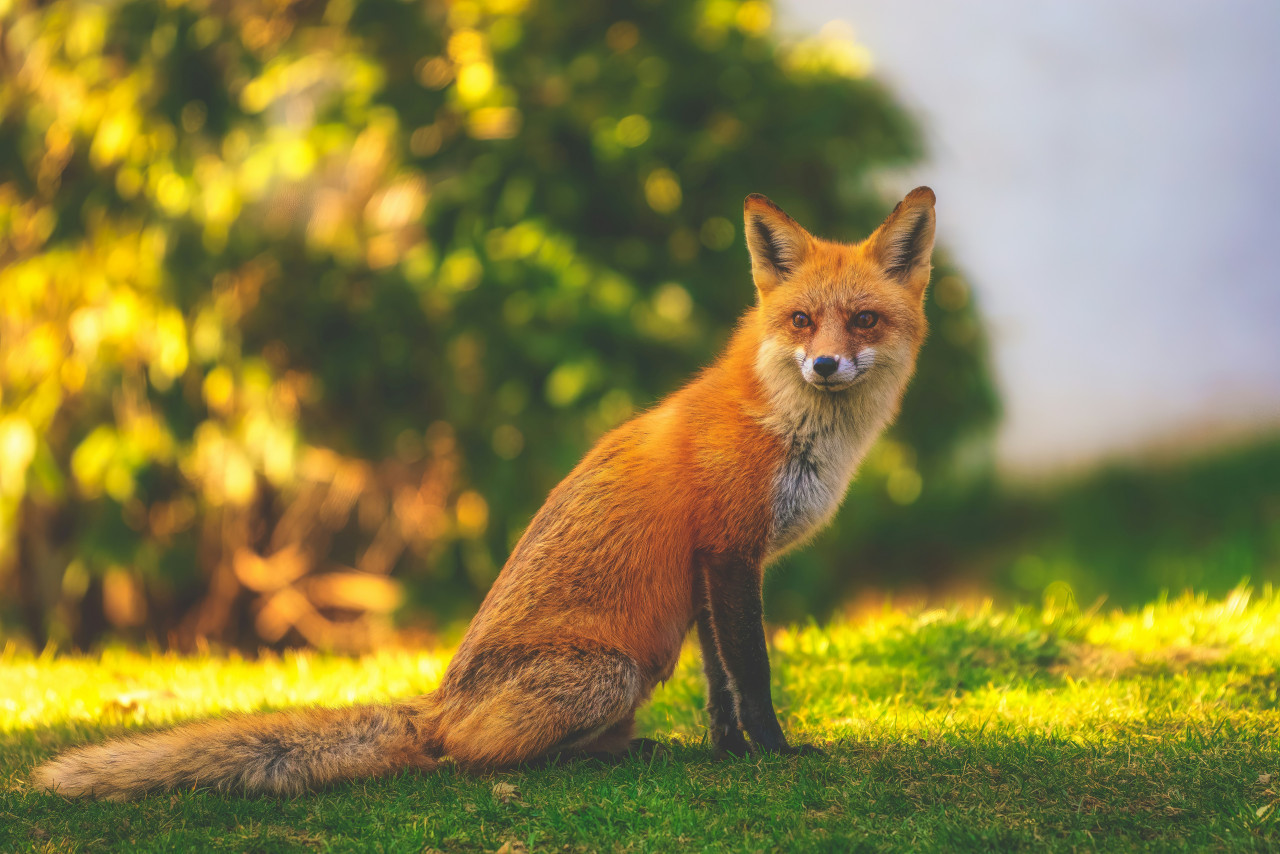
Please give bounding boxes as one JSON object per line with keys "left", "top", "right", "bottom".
{"left": 755, "top": 343, "right": 907, "bottom": 559}
{"left": 768, "top": 406, "right": 874, "bottom": 556}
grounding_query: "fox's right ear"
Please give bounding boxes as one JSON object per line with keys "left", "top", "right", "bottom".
{"left": 744, "top": 194, "right": 813, "bottom": 296}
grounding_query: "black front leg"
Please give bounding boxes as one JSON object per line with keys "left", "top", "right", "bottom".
{"left": 696, "top": 608, "right": 749, "bottom": 755}
{"left": 700, "top": 551, "right": 816, "bottom": 755}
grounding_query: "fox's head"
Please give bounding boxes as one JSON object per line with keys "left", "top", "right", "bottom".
{"left": 745, "top": 188, "right": 936, "bottom": 399}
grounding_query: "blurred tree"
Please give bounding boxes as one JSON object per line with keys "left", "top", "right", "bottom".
{"left": 0, "top": 0, "right": 997, "bottom": 648}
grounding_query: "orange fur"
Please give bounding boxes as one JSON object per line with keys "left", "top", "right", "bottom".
{"left": 33, "top": 188, "right": 937, "bottom": 798}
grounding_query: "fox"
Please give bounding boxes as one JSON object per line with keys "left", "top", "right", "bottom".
{"left": 33, "top": 187, "right": 937, "bottom": 800}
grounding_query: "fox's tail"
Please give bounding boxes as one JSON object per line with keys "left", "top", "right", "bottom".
{"left": 31, "top": 700, "right": 440, "bottom": 800}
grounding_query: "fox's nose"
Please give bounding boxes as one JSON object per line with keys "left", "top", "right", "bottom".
{"left": 812, "top": 356, "right": 839, "bottom": 378}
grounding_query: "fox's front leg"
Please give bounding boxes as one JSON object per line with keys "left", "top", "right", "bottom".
{"left": 700, "top": 551, "right": 822, "bottom": 756}
{"left": 696, "top": 608, "right": 749, "bottom": 755}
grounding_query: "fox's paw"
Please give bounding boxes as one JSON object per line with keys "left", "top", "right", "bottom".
{"left": 711, "top": 728, "right": 751, "bottom": 759}
{"left": 578, "top": 738, "right": 668, "bottom": 766}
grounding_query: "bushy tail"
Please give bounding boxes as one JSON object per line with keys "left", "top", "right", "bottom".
{"left": 32, "top": 701, "right": 440, "bottom": 800}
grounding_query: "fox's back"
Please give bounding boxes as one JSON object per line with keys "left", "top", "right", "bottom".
{"left": 444, "top": 352, "right": 787, "bottom": 686}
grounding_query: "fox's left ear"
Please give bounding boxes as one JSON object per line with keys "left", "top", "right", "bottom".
{"left": 865, "top": 186, "right": 936, "bottom": 298}
{"left": 744, "top": 194, "right": 814, "bottom": 296}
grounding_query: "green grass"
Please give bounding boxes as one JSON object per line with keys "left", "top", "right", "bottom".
{"left": 3, "top": 589, "right": 1279, "bottom": 852}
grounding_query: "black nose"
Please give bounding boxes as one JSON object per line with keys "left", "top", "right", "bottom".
{"left": 812, "top": 356, "right": 839, "bottom": 378}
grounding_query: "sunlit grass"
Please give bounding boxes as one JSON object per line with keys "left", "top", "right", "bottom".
{"left": 3, "top": 588, "right": 1278, "bottom": 851}
{"left": 0, "top": 647, "right": 450, "bottom": 735}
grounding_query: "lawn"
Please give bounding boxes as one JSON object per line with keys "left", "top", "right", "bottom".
{"left": 2, "top": 588, "right": 1278, "bottom": 852}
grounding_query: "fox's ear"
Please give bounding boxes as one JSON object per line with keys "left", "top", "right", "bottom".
{"left": 865, "top": 186, "right": 936, "bottom": 297}
{"left": 744, "top": 194, "right": 813, "bottom": 295}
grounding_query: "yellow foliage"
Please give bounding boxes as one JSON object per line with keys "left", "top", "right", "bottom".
{"left": 0, "top": 418, "right": 36, "bottom": 498}
{"left": 644, "top": 168, "right": 682, "bottom": 214}
{"left": 455, "top": 490, "right": 489, "bottom": 537}
{"left": 783, "top": 21, "right": 874, "bottom": 81}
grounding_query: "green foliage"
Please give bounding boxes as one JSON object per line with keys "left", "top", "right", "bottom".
{"left": 0, "top": 0, "right": 997, "bottom": 646}
{"left": 3, "top": 589, "right": 1278, "bottom": 850}
{"left": 996, "top": 437, "right": 1280, "bottom": 605}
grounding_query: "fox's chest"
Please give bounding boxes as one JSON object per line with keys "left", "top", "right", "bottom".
{"left": 767, "top": 417, "right": 874, "bottom": 557}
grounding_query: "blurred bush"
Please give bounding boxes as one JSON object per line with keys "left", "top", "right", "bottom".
{"left": 0, "top": 0, "right": 997, "bottom": 649}
{"left": 988, "top": 437, "right": 1280, "bottom": 608}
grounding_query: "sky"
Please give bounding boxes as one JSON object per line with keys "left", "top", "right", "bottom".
{"left": 780, "top": 0, "right": 1280, "bottom": 473}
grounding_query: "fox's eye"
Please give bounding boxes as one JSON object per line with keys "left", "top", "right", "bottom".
{"left": 792, "top": 312, "right": 811, "bottom": 328}
{"left": 853, "top": 310, "right": 878, "bottom": 329}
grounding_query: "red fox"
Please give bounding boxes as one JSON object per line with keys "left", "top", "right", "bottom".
{"left": 33, "top": 187, "right": 937, "bottom": 799}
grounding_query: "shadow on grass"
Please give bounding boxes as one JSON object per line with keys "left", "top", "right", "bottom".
{"left": 4, "top": 732, "right": 1277, "bottom": 853}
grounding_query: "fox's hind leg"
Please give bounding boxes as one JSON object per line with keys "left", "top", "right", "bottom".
{"left": 577, "top": 715, "right": 669, "bottom": 761}
{"left": 437, "top": 645, "right": 643, "bottom": 769}
{"left": 574, "top": 713, "right": 635, "bottom": 755}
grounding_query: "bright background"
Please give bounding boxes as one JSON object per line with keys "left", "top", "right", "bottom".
{"left": 785, "top": 0, "right": 1280, "bottom": 472}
